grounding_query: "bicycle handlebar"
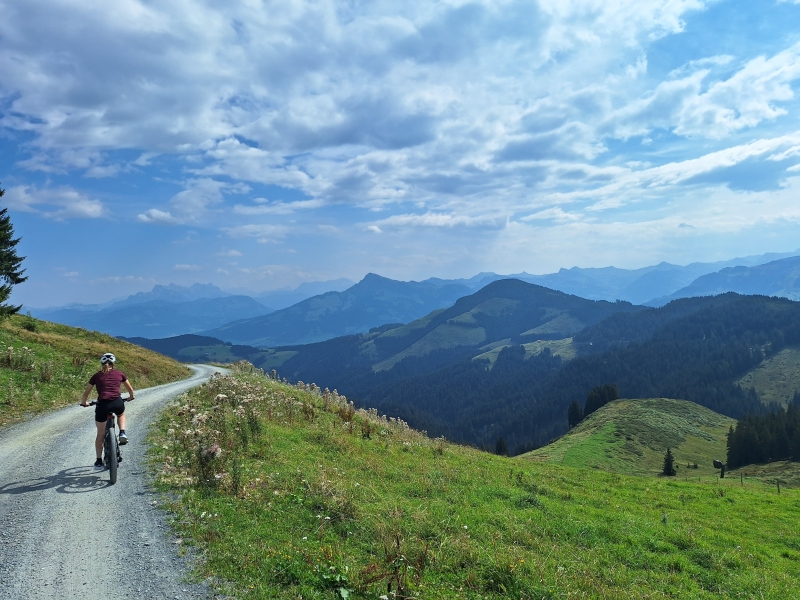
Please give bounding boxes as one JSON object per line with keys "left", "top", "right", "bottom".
{"left": 81, "top": 397, "right": 132, "bottom": 407}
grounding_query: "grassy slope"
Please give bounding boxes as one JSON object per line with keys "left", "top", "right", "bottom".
{"left": 150, "top": 368, "right": 800, "bottom": 599}
{"left": 737, "top": 345, "right": 800, "bottom": 407}
{"left": 473, "top": 337, "right": 576, "bottom": 368}
{"left": 0, "top": 315, "right": 191, "bottom": 425}
{"left": 525, "top": 399, "right": 735, "bottom": 479}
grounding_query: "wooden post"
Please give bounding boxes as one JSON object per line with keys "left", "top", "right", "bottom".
{"left": 740, "top": 473, "right": 743, "bottom": 487}
{"left": 777, "top": 480, "right": 781, "bottom": 494}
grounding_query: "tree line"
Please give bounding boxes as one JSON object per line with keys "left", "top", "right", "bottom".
{"left": 726, "top": 393, "right": 800, "bottom": 469}
{"left": 567, "top": 383, "right": 620, "bottom": 428}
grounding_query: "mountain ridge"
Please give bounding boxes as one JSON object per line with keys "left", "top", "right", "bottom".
{"left": 648, "top": 255, "right": 800, "bottom": 305}
{"left": 203, "top": 273, "right": 475, "bottom": 347}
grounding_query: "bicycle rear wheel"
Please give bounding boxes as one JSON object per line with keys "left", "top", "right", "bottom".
{"left": 105, "top": 423, "right": 118, "bottom": 485}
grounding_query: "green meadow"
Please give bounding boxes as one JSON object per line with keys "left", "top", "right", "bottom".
{"left": 738, "top": 345, "right": 800, "bottom": 407}
{"left": 150, "top": 366, "right": 800, "bottom": 599}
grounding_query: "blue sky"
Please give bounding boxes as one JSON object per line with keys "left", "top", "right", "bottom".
{"left": 2, "top": 0, "right": 800, "bottom": 306}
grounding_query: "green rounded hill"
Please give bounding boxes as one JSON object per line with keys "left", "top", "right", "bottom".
{"left": 524, "top": 398, "right": 734, "bottom": 478}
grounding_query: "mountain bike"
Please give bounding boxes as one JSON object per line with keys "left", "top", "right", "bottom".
{"left": 84, "top": 400, "right": 123, "bottom": 484}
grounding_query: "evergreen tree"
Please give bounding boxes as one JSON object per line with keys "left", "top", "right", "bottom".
{"left": 0, "top": 184, "right": 27, "bottom": 317}
{"left": 495, "top": 437, "right": 508, "bottom": 456}
{"left": 567, "top": 399, "right": 584, "bottom": 428}
{"left": 584, "top": 383, "right": 620, "bottom": 417}
{"left": 662, "top": 447, "right": 676, "bottom": 476}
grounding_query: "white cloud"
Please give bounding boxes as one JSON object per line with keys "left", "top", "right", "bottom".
{"left": 676, "top": 42, "right": 800, "bottom": 138}
{"left": 3, "top": 185, "right": 105, "bottom": 219}
{"left": 544, "top": 131, "right": 800, "bottom": 210}
{"left": 215, "top": 249, "right": 242, "bottom": 257}
{"left": 369, "top": 212, "right": 506, "bottom": 230}
{"left": 521, "top": 207, "right": 581, "bottom": 223}
{"left": 233, "top": 199, "right": 324, "bottom": 215}
{"left": 137, "top": 208, "right": 180, "bottom": 225}
{"left": 138, "top": 178, "right": 239, "bottom": 225}
{"left": 0, "top": 0, "right": 718, "bottom": 220}
{"left": 612, "top": 42, "right": 800, "bottom": 140}
{"left": 173, "top": 264, "right": 201, "bottom": 271}
{"left": 222, "top": 223, "right": 288, "bottom": 244}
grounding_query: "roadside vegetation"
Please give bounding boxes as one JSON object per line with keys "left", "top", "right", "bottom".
{"left": 150, "top": 364, "right": 800, "bottom": 599}
{"left": 0, "top": 314, "right": 191, "bottom": 425}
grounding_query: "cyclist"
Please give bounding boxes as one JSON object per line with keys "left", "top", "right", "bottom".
{"left": 80, "top": 352, "right": 135, "bottom": 469}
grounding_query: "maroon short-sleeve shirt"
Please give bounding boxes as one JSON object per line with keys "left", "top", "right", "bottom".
{"left": 89, "top": 370, "right": 128, "bottom": 400}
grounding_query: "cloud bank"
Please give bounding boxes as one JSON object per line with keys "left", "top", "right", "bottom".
{"left": 2, "top": 0, "right": 800, "bottom": 303}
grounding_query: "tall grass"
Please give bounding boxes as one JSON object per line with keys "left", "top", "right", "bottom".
{"left": 0, "top": 314, "right": 190, "bottom": 424}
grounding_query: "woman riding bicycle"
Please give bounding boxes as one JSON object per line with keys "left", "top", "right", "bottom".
{"left": 80, "top": 353, "right": 135, "bottom": 469}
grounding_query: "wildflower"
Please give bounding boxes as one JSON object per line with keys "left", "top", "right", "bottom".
{"left": 207, "top": 443, "right": 222, "bottom": 458}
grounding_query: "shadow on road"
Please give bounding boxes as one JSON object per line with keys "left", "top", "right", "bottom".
{"left": 0, "top": 466, "right": 112, "bottom": 494}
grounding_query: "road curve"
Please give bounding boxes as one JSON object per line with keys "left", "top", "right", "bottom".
{"left": 0, "top": 365, "right": 223, "bottom": 600}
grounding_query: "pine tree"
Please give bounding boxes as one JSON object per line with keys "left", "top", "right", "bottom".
{"left": 0, "top": 183, "right": 27, "bottom": 318}
{"left": 495, "top": 437, "right": 508, "bottom": 456}
{"left": 662, "top": 447, "right": 676, "bottom": 476}
{"left": 567, "top": 399, "right": 584, "bottom": 428}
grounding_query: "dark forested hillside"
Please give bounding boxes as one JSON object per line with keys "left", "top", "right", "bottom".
{"left": 727, "top": 394, "right": 800, "bottom": 468}
{"left": 277, "top": 294, "right": 800, "bottom": 453}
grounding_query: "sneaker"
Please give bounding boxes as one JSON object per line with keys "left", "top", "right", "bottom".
{"left": 94, "top": 458, "right": 104, "bottom": 470}
{"left": 119, "top": 432, "right": 128, "bottom": 445}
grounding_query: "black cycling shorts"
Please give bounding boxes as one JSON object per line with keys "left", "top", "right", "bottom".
{"left": 95, "top": 397, "right": 125, "bottom": 423}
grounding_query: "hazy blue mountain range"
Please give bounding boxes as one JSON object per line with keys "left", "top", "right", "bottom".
{"left": 489, "top": 250, "right": 799, "bottom": 304}
{"left": 203, "top": 273, "right": 475, "bottom": 347}
{"left": 31, "top": 283, "right": 236, "bottom": 318}
{"left": 115, "top": 283, "right": 232, "bottom": 306}
{"left": 30, "top": 250, "right": 799, "bottom": 343}
{"left": 647, "top": 256, "right": 800, "bottom": 306}
{"left": 252, "top": 278, "right": 355, "bottom": 310}
{"left": 39, "top": 295, "right": 271, "bottom": 338}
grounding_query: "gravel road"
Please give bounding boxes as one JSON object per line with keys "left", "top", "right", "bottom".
{"left": 0, "top": 365, "right": 223, "bottom": 600}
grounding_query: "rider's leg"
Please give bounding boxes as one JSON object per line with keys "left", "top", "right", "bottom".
{"left": 118, "top": 413, "right": 126, "bottom": 431}
{"left": 94, "top": 421, "right": 105, "bottom": 459}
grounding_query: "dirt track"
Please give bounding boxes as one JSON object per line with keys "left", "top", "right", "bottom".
{"left": 0, "top": 365, "right": 222, "bottom": 600}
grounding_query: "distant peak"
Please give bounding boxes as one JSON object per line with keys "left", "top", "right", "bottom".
{"left": 359, "top": 273, "right": 393, "bottom": 284}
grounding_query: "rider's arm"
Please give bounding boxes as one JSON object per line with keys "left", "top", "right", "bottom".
{"left": 124, "top": 379, "right": 135, "bottom": 401}
{"left": 80, "top": 383, "right": 93, "bottom": 407}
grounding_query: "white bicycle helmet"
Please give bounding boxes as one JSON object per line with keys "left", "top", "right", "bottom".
{"left": 100, "top": 352, "right": 116, "bottom": 365}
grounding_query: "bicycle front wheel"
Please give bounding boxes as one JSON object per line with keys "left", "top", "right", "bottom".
{"left": 105, "top": 427, "right": 118, "bottom": 485}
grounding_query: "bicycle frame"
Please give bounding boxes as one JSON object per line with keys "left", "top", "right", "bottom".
{"left": 86, "top": 401, "right": 122, "bottom": 484}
